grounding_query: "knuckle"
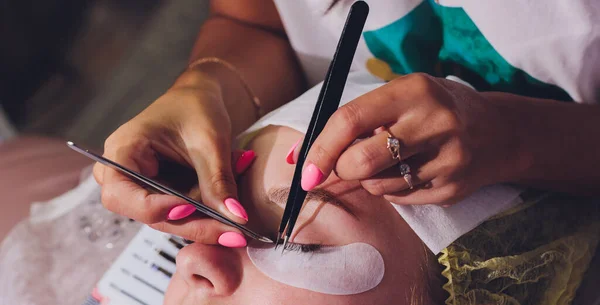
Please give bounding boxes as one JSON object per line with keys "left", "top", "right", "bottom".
{"left": 311, "top": 143, "right": 336, "bottom": 165}
{"left": 136, "top": 196, "right": 157, "bottom": 223}
{"left": 103, "top": 133, "right": 118, "bottom": 151}
{"left": 92, "top": 164, "right": 103, "bottom": 184}
{"left": 435, "top": 110, "right": 461, "bottom": 133}
{"left": 334, "top": 103, "right": 364, "bottom": 136}
{"left": 190, "top": 224, "right": 207, "bottom": 242}
{"left": 406, "top": 73, "right": 435, "bottom": 92}
{"left": 446, "top": 141, "right": 472, "bottom": 172}
{"left": 208, "top": 170, "right": 236, "bottom": 196}
{"left": 100, "top": 187, "right": 118, "bottom": 212}
{"left": 361, "top": 179, "right": 389, "bottom": 196}
{"left": 354, "top": 144, "right": 381, "bottom": 174}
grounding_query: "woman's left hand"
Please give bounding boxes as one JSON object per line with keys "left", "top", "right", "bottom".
{"left": 295, "top": 73, "right": 523, "bottom": 206}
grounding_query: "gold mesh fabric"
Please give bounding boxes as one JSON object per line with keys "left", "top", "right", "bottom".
{"left": 438, "top": 192, "right": 600, "bottom": 305}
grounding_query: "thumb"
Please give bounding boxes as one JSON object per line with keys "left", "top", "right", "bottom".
{"left": 187, "top": 141, "right": 249, "bottom": 224}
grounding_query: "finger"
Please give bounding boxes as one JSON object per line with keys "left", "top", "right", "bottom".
{"left": 301, "top": 87, "right": 404, "bottom": 190}
{"left": 287, "top": 138, "right": 302, "bottom": 165}
{"left": 101, "top": 173, "right": 191, "bottom": 223}
{"left": 360, "top": 160, "right": 436, "bottom": 196}
{"left": 233, "top": 149, "right": 256, "bottom": 175}
{"left": 149, "top": 217, "right": 247, "bottom": 247}
{"left": 93, "top": 162, "right": 105, "bottom": 185}
{"left": 383, "top": 180, "right": 467, "bottom": 206}
{"left": 288, "top": 127, "right": 386, "bottom": 166}
{"left": 185, "top": 137, "right": 249, "bottom": 224}
{"left": 372, "top": 126, "right": 386, "bottom": 136}
{"left": 101, "top": 141, "right": 191, "bottom": 224}
{"left": 334, "top": 123, "right": 426, "bottom": 180}
{"left": 177, "top": 149, "right": 256, "bottom": 203}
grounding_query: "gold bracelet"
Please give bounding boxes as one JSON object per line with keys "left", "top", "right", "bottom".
{"left": 188, "top": 57, "right": 263, "bottom": 119}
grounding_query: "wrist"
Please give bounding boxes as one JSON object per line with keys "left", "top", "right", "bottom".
{"left": 175, "top": 59, "right": 259, "bottom": 134}
{"left": 171, "top": 66, "right": 222, "bottom": 95}
{"left": 479, "top": 92, "right": 536, "bottom": 184}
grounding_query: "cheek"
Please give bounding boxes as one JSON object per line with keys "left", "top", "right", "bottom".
{"left": 239, "top": 259, "right": 361, "bottom": 305}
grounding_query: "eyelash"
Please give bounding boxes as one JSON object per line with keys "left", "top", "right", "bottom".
{"left": 283, "top": 242, "right": 323, "bottom": 253}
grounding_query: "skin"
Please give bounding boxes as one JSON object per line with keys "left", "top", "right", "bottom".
{"left": 93, "top": 0, "right": 304, "bottom": 243}
{"left": 298, "top": 74, "right": 600, "bottom": 205}
{"left": 96, "top": 0, "right": 600, "bottom": 248}
{"left": 163, "top": 125, "right": 445, "bottom": 305}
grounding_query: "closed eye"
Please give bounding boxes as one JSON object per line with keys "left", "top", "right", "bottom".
{"left": 281, "top": 242, "right": 323, "bottom": 253}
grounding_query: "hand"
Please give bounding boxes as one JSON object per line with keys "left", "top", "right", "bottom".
{"left": 94, "top": 75, "right": 256, "bottom": 247}
{"left": 292, "top": 73, "right": 519, "bottom": 206}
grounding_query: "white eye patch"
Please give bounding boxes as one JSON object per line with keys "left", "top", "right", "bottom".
{"left": 247, "top": 242, "right": 385, "bottom": 295}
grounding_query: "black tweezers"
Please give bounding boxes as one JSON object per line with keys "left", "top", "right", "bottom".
{"left": 276, "top": 1, "right": 369, "bottom": 250}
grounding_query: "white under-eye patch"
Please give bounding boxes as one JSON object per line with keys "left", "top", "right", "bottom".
{"left": 247, "top": 242, "right": 385, "bottom": 295}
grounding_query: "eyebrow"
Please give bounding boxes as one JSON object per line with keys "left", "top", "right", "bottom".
{"left": 267, "top": 187, "right": 356, "bottom": 217}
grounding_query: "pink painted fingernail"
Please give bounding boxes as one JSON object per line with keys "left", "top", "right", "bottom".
{"left": 224, "top": 198, "right": 248, "bottom": 221}
{"left": 301, "top": 163, "right": 324, "bottom": 191}
{"left": 167, "top": 204, "right": 196, "bottom": 220}
{"left": 235, "top": 150, "right": 256, "bottom": 174}
{"left": 286, "top": 139, "right": 301, "bottom": 164}
{"left": 218, "top": 232, "right": 247, "bottom": 248}
{"left": 92, "top": 288, "right": 104, "bottom": 302}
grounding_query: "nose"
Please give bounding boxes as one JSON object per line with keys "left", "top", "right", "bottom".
{"left": 176, "top": 243, "right": 243, "bottom": 296}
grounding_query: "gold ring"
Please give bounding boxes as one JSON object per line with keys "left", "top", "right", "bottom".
{"left": 386, "top": 132, "right": 401, "bottom": 160}
{"left": 399, "top": 162, "right": 414, "bottom": 189}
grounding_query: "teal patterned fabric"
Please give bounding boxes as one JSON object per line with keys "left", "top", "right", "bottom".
{"left": 362, "top": 0, "right": 572, "bottom": 101}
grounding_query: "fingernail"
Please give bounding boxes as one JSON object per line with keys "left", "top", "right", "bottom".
{"left": 167, "top": 204, "right": 196, "bottom": 220}
{"left": 218, "top": 232, "right": 247, "bottom": 248}
{"left": 224, "top": 198, "right": 249, "bottom": 221}
{"left": 286, "top": 139, "right": 301, "bottom": 164}
{"left": 301, "top": 163, "right": 324, "bottom": 191}
{"left": 235, "top": 150, "right": 256, "bottom": 174}
{"left": 92, "top": 288, "right": 104, "bottom": 302}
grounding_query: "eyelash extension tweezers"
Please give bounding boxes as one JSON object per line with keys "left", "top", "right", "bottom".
{"left": 67, "top": 141, "right": 273, "bottom": 244}
{"left": 276, "top": 1, "right": 369, "bottom": 251}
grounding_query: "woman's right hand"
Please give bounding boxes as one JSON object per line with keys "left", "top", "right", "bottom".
{"left": 93, "top": 73, "right": 255, "bottom": 248}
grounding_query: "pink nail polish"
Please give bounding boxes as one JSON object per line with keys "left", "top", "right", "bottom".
{"left": 167, "top": 205, "right": 196, "bottom": 220}
{"left": 218, "top": 232, "right": 247, "bottom": 248}
{"left": 286, "top": 139, "right": 301, "bottom": 164}
{"left": 92, "top": 288, "right": 104, "bottom": 302}
{"left": 224, "top": 198, "right": 249, "bottom": 221}
{"left": 235, "top": 150, "right": 256, "bottom": 174}
{"left": 301, "top": 163, "right": 324, "bottom": 191}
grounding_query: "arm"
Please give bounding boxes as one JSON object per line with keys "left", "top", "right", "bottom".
{"left": 490, "top": 92, "right": 600, "bottom": 195}
{"left": 172, "top": 0, "right": 306, "bottom": 134}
